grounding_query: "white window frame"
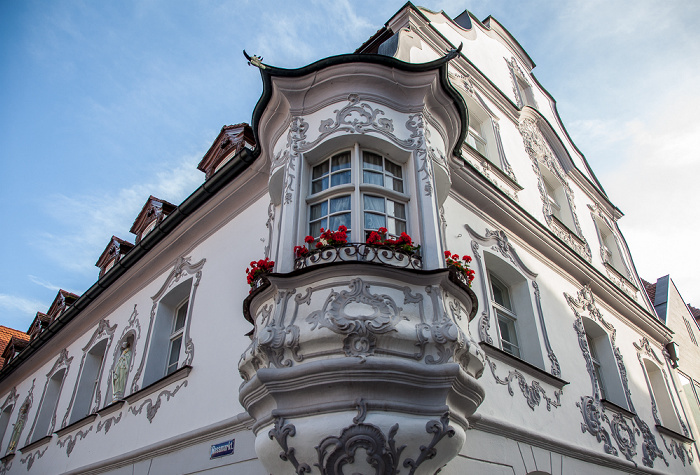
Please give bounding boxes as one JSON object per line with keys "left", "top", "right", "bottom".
{"left": 166, "top": 298, "right": 189, "bottom": 376}
{"left": 489, "top": 273, "right": 521, "bottom": 359}
{"left": 305, "top": 144, "right": 411, "bottom": 242}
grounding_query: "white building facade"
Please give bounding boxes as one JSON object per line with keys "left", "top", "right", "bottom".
{"left": 0, "top": 4, "right": 696, "bottom": 474}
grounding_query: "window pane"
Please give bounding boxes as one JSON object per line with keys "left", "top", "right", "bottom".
{"left": 310, "top": 202, "right": 328, "bottom": 221}
{"left": 387, "top": 218, "right": 406, "bottom": 235}
{"left": 312, "top": 161, "right": 329, "bottom": 180}
{"left": 365, "top": 213, "right": 386, "bottom": 230}
{"left": 363, "top": 195, "right": 385, "bottom": 212}
{"left": 362, "top": 152, "right": 383, "bottom": 171}
{"left": 312, "top": 177, "right": 328, "bottom": 194}
{"left": 331, "top": 170, "right": 351, "bottom": 187}
{"left": 385, "top": 160, "right": 402, "bottom": 179}
{"left": 174, "top": 302, "right": 188, "bottom": 332}
{"left": 310, "top": 219, "right": 327, "bottom": 237}
{"left": 363, "top": 171, "right": 384, "bottom": 186}
{"left": 167, "top": 336, "right": 182, "bottom": 375}
{"left": 388, "top": 201, "right": 405, "bottom": 220}
{"left": 329, "top": 213, "right": 351, "bottom": 231}
{"left": 330, "top": 195, "right": 351, "bottom": 213}
{"left": 491, "top": 276, "right": 511, "bottom": 310}
{"left": 386, "top": 176, "right": 404, "bottom": 193}
{"left": 331, "top": 152, "right": 351, "bottom": 172}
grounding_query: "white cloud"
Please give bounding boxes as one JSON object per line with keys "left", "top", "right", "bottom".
{"left": 33, "top": 154, "right": 203, "bottom": 276}
{"left": 27, "top": 275, "right": 78, "bottom": 294}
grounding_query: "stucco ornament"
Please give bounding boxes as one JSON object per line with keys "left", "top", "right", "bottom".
{"left": 239, "top": 263, "right": 484, "bottom": 475}
{"left": 307, "top": 278, "right": 403, "bottom": 360}
{"left": 566, "top": 285, "right": 668, "bottom": 468}
{"left": 111, "top": 342, "right": 132, "bottom": 401}
{"left": 519, "top": 118, "right": 591, "bottom": 262}
{"left": 6, "top": 380, "right": 33, "bottom": 455}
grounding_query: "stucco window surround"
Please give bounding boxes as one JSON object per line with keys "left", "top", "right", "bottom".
{"left": 566, "top": 285, "right": 669, "bottom": 468}
{"left": 5, "top": 383, "right": 32, "bottom": 456}
{"left": 588, "top": 204, "right": 635, "bottom": 285}
{"left": 61, "top": 319, "right": 116, "bottom": 429}
{"left": 106, "top": 305, "right": 140, "bottom": 404}
{"left": 635, "top": 338, "right": 692, "bottom": 445}
{"left": 26, "top": 349, "right": 73, "bottom": 445}
{"left": 506, "top": 57, "right": 537, "bottom": 110}
{"left": 518, "top": 114, "right": 591, "bottom": 262}
{"left": 131, "top": 256, "right": 205, "bottom": 394}
{"left": 466, "top": 225, "right": 560, "bottom": 378}
{"left": 678, "top": 372, "right": 700, "bottom": 436}
{"left": 0, "top": 388, "right": 18, "bottom": 454}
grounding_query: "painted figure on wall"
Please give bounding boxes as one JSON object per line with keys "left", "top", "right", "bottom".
{"left": 111, "top": 341, "right": 132, "bottom": 402}
{"left": 6, "top": 402, "right": 28, "bottom": 454}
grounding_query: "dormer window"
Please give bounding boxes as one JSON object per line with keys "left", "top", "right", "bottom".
{"left": 198, "top": 123, "right": 255, "bottom": 180}
{"left": 96, "top": 236, "right": 133, "bottom": 278}
{"left": 130, "top": 196, "right": 176, "bottom": 244}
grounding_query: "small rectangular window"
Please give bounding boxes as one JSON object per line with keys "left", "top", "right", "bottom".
{"left": 166, "top": 299, "right": 188, "bottom": 375}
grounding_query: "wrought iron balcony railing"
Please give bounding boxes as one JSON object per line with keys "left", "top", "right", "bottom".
{"left": 294, "top": 243, "right": 422, "bottom": 270}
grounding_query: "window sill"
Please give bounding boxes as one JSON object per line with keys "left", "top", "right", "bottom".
{"left": 602, "top": 262, "right": 637, "bottom": 290}
{"left": 125, "top": 365, "right": 191, "bottom": 405}
{"left": 97, "top": 400, "right": 125, "bottom": 417}
{"left": 55, "top": 414, "right": 97, "bottom": 438}
{"left": 0, "top": 453, "right": 14, "bottom": 464}
{"left": 18, "top": 435, "right": 52, "bottom": 454}
{"left": 601, "top": 398, "right": 635, "bottom": 418}
{"left": 656, "top": 424, "right": 694, "bottom": 444}
{"left": 462, "top": 145, "right": 522, "bottom": 192}
{"left": 479, "top": 342, "right": 569, "bottom": 389}
{"left": 549, "top": 215, "right": 584, "bottom": 243}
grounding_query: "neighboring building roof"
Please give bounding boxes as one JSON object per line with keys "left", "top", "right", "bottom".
{"left": 642, "top": 279, "right": 657, "bottom": 309}
{"left": 0, "top": 327, "right": 30, "bottom": 368}
{"left": 689, "top": 304, "right": 700, "bottom": 320}
{"left": 197, "top": 124, "right": 255, "bottom": 180}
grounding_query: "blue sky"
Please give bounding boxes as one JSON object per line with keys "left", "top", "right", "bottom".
{"left": 1, "top": 0, "right": 699, "bottom": 330}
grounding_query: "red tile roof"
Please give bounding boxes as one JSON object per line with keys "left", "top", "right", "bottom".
{"left": 642, "top": 279, "right": 656, "bottom": 305}
{"left": 0, "top": 326, "right": 29, "bottom": 369}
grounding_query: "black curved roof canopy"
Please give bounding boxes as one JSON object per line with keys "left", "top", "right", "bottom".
{"left": 243, "top": 44, "right": 468, "bottom": 161}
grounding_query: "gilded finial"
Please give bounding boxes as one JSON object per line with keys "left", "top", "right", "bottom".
{"left": 243, "top": 50, "right": 266, "bottom": 69}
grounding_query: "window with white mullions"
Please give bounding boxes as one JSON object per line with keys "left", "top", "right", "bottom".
{"left": 311, "top": 152, "right": 351, "bottom": 194}
{"left": 363, "top": 195, "right": 406, "bottom": 240}
{"left": 309, "top": 195, "right": 352, "bottom": 241}
{"left": 166, "top": 299, "right": 188, "bottom": 376}
{"left": 362, "top": 151, "right": 403, "bottom": 193}
{"left": 490, "top": 273, "right": 521, "bottom": 358}
{"left": 587, "top": 334, "right": 607, "bottom": 398}
{"left": 306, "top": 145, "right": 410, "bottom": 243}
{"left": 467, "top": 112, "right": 488, "bottom": 157}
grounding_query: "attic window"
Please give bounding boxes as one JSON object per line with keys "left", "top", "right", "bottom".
{"left": 142, "top": 220, "right": 157, "bottom": 240}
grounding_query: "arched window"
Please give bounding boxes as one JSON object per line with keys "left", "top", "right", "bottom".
{"left": 0, "top": 404, "right": 13, "bottom": 452}
{"left": 143, "top": 278, "right": 193, "bottom": 386}
{"left": 643, "top": 358, "right": 682, "bottom": 433}
{"left": 583, "top": 319, "right": 628, "bottom": 409}
{"left": 69, "top": 339, "right": 107, "bottom": 424}
{"left": 31, "top": 369, "right": 65, "bottom": 442}
{"left": 306, "top": 145, "right": 410, "bottom": 241}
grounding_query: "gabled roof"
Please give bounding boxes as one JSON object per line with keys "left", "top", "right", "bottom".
{"left": 95, "top": 235, "right": 134, "bottom": 268}
{"left": 46, "top": 290, "right": 79, "bottom": 322}
{"left": 0, "top": 327, "right": 29, "bottom": 368}
{"left": 129, "top": 196, "right": 177, "bottom": 237}
{"left": 197, "top": 123, "right": 255, "bottom": 180}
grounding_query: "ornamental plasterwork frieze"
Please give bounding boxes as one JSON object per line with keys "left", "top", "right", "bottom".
{"left": 634, "top": 337, "right": 694, "bottom": 466}
{"left": 271, "top": 94, "right": 435, "bottom": 205}
{"left": 566, "top": 286, "right": 668, "bottom": 468}
{"left": 268, "top": 399, "right": 457, "bottom": 475}
{"left": 131, "top": 255, "right": 205, "bottom": 393}
{"left": 61, "top": 319, "right": 117, "bottom": 429}
{"left": 466, "top": 225, "right": 560, "bottom": 378}
{"left": 519, "top": 117, "right": 591, "bottom": 262}
{"left": 57, "top": 426, "right": 93, "bottom": 457}
{"left": 128, "top": 380, "right": 188, "bottom": 423}
{"left": 484, "top": 356, "right": 561, "bottom": 411}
